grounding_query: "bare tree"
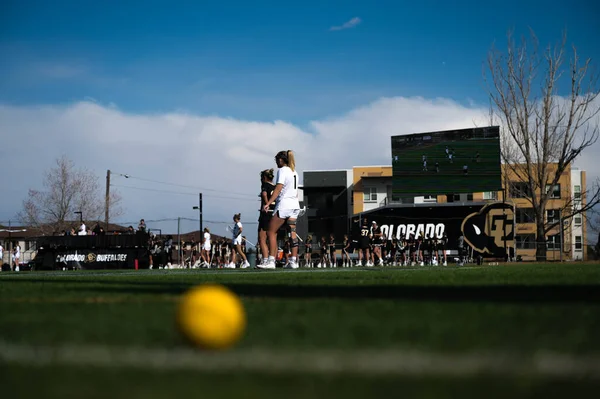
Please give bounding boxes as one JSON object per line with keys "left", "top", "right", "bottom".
{"left": 589, "top": 209, "right": 600, "bottom": 259}
{"left": 486, "top": 30, "right": 600, "bottom": 261}
{"left": 18, "top": 155, "right": 123, "bottom": 235}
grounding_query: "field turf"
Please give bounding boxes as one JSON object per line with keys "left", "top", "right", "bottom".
{"left": 1, "top": 263, "right": 600, "bottom": 398}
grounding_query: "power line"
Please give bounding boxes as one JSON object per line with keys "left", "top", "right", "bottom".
{"left": 113, "top": 173, "right": 257, "bottom": 198}
{"left": 110, "top": 217, "right": 259, "bottom": 226}
{"left": 110, "top": 184, "right": 259, "bottom": 202}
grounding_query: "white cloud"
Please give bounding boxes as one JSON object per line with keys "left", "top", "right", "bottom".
{"left": 0, "top": 96, "right": 598, "bottom": 244}
{"left": 329, "top": 17, "right": 362, "bottom": 31}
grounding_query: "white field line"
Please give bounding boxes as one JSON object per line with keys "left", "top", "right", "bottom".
{"left": 1, "top": 341, "right": 599, "bottom": 378}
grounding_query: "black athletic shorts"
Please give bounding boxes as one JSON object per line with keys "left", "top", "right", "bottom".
{"left": 258, "top": 212, "right": 272, "bottom": 231}
{"left": 360, "top": 238, "right": 370, "bottom": 250}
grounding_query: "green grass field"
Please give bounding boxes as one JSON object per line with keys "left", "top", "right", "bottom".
{"left": 2, "top": 263, "right": 600, "bottom": 398}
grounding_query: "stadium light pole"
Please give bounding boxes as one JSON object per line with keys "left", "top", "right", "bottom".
{"left": 192, "top": 193, "right": 203, "bottom": 242}
{"left": 105, "top": 170, "right": 129, "bottom": 231}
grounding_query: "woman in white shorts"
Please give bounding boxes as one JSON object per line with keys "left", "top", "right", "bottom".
{"left": 201, "top": 228, "right": 211, "bottom": 267}
{"left": 261, "top": 150, "right": 300, "bottom": 269}
{"left": 229, "top": 213, "right": 250, "bottom": 268}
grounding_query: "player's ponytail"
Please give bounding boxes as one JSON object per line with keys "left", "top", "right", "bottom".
{"left": 287, "top": 150, "right": 296, "bottom": 172}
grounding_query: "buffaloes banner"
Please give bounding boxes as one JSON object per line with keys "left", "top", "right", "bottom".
{"left": 44, "top": 248, "right": 149, "bottom": 270}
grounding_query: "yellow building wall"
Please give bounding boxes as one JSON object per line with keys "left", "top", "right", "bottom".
{"left": 352, "top": 166, "right": 392, "bottom": 214}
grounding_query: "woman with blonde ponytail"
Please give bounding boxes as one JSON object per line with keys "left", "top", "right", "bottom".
{"left": 287, "top": 150, "right": 296, "bottom": 172}
{"left": 260, "top": 150, "right": 301, "bottom": 269}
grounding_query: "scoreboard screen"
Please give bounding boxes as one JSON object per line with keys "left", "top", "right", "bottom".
{"left": 391, "top": 126, "right": 502, "bottom": 196}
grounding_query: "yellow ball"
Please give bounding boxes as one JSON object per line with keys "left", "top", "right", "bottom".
{"left": 177, "top": 284, "right": 246, "bottom": 350}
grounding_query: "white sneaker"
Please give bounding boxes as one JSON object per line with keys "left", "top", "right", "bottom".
{"left": 443, "top": 261, "right": 447, "bottom": 266}
{"left": 377, "top": 259, "right": 383, "bottom": 266}
{"left": 241, "top": 261, "right": 250, "bottom": 269}
{"left": 257, "top": 259, "right": 276, "bottom": 270}
{"left": 317, "top": 263, "right": 322, "bottom": 268}
{"left": 284, "top": 261, "right": 298, "bottom": 269}
{"left": 366, "top": 261, "right": 373, "bottom": 267}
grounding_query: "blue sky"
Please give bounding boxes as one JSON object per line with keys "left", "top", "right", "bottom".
{"left": 1, "top": 0, "right": 598, "bottom": 123}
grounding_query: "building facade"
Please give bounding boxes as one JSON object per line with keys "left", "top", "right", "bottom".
{"left": 303, "top": 163, "right": 587, "bottom": 261}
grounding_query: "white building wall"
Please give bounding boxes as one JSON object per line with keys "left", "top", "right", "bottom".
{"left": 571, "top": 169, "right": 584, "bottom": 260}
{"left": 346, "top": 169, "right": 354, "bottom": 216}
{"left": 1, "top": 239, "right": 36, "bottom": 266}
{"left": 363, "top": 181, "right": 442, "bottom": 209}
{"left": 362, "top": 180, "right": 391, "bottom": 212}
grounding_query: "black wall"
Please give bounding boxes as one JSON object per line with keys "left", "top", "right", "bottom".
{"left": 303, "top": 171, "right": 351, "bottom": 242}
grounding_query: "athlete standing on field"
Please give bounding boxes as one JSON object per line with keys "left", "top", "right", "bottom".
{"left": 328, "top": 234, "right": 337, "bottom": 267}
{"left": 229, "top": 213, "right": 250, "bottom": 269}
{"left": 258, "top": 168, "right": 276, "bottom": 265}
{"left": 358, "top": 217, "right": 372, "bottom": 266}
{"left": 371, "top": 221, "right": 384, "bottom": 266}
{"left": 201, "top": 228, "right": 211, "bottom": 267}
{"left": 342, "top": 234, "right": 351, "bottom": 267}
{"left": 261, "top": 150, "right": 301, "bottom": 270}
{"left": 304, "top": 235, "right": 313, "bottom": 267}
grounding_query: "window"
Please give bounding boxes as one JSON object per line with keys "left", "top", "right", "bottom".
{"left": 363, "top": 187, "right": 377, "bottom": 202}
{"left": 483, "top": 191, "right": 498, "bottom": 200}
{"left": 516, "top": 208, "right": 535, "bottom": 223}
{"left": 510, "top": 182, "right": 532, "bottom": 198}
{"left": 446, "top": 193, "right": 464, "bottom": 202}
{"left": 547, "top": 234, "right": 561, "bottom": 250}
{"left": 546, "top": 184, "right": 561, "bottom": 199}
{"left": 574, "top": 185, "right": 581, "bottom": 200}
{"left": 516, "top": 234, "right": 536, "bottom": 249}
{"left": 546, "top": 209, "right": 560, "bottom": 224}
{"left": 467, "top": 193, "right": 473, "bottom": 201}
{"left": 575, "top": 236, "right": 582, "bottom": 250}
{"left": 574, "top": 215, "right": 582, "bottom": 225}
{"left": 423, "top": 195, "right": 436, "bottom": 202}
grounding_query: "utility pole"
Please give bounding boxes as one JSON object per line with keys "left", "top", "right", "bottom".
{"left": 177, "top": 217, "right": 181, "bottom": 267}
{"left": 105, "top": 169, "right": 111, "bottom": 231}
{"left": 193, "top": 193, "right": 203, "bottom": 242}
{"left": 105, "top": 169, "right": 129, "bottom": 232}
{"left": 8, "top": 220, "right": 12, "bottom": 271}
